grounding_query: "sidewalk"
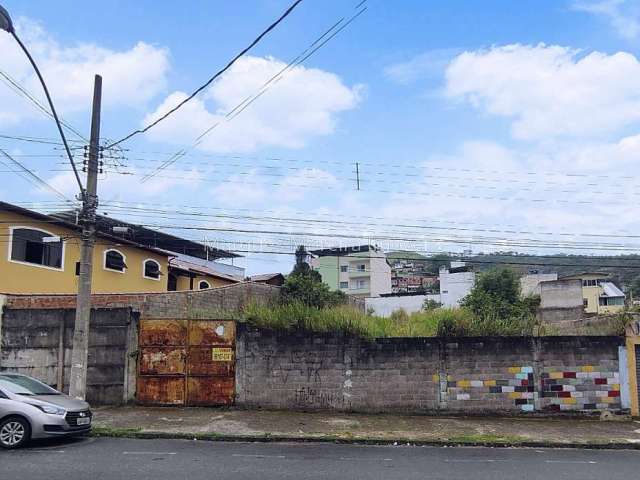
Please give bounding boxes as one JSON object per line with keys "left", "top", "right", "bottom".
{"left": 92, "top": 407, "right": 640, "bottom": 449}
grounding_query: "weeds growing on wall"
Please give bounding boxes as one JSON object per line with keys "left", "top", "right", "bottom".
{"left": 241, "top": 301, "right": 539, "bottom": 338}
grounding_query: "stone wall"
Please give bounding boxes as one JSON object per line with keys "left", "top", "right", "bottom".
{"left": 0, "top": 307, "right": 135, "bottom": 404}
{"left": 236, "top": 325, "right": 627, "bottom": 414}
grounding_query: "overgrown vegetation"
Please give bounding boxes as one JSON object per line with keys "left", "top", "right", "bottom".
{"left": 242, "top": 301, "right": 473, "bottom": 339}
{"left": 242, "top": 259, "right": 597, "bottom": 338}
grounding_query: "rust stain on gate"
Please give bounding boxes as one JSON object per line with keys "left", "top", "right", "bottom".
{"left": 137, "top": 319, "right": 235, "bottom": 406}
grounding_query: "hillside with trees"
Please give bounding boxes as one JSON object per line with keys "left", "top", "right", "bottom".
{"left": 387, "top": 251, "right": 640, "bottom": 294}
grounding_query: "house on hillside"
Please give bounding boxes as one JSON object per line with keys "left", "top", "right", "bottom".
{"left": 560, "top": 272, "right": 625, "bottom": 314}
{"left": 0, "top": 201, "right": 243, "bottom": 294}
{"left": 248, "top": 273, "right": 285, "bottom": 286}
{"left": 310, "top": 245, "right": 391, "bottom": 298}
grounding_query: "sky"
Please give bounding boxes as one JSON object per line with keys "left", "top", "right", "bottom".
{"left": 1, "top": 0, "right": 640, "bottom": 275}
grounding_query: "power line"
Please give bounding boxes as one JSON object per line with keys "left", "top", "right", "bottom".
{"left": 105, "top": 0, "right": 306, "bottom": 149}
{"left": 95, "top": 200, "right": 640, "bottom": 240}
{"left": 110, "top": 148, "right": 640, "bottom": 184}
{"left": 95, "top": 202, "right": 640, "bottom": 243}
{"left": 94, "top": 163, "right": 639, "bottom": 199}
{"left": 0, "top": 69, "right": 87, "bottom": 141}
{"left": 96, "top": 169, "right": 633, "bottom": 206}
{"left": 0, "top": 147, "right": 75, "bottom": 204}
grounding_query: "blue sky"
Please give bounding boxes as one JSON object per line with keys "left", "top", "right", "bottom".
{"left": 1, "top": 0, "right": 640, "bottom": 275}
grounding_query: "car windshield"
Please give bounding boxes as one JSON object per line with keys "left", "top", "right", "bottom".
{"left": 0, "top": 375, "right": 60, "bottom": 396}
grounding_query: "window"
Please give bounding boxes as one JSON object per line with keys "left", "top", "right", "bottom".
{"left": 353, "top": 279, "right": 368, "bottom": 290}
{"left": 9, "top": 227, "right": 63, "bottom": 269}
{"left": 199, "top": 281, "right": 210, "bottom": 290}
{"left": 168, "top": 273, "right": 178, "bottom": 291}
{"left": 357, "top": 264, "right": 366, "bottom": 272}
{"left": 339, "top": 281, "right": 348, "bottom": 289}
{"left": 340, "top": 265, "right": 348, "bottom": 273}
{"left": 104, "top": 249, "right": 126, "bottom": 272}
{"left": 583, "top": 298, "right": 589, "bottom": 308}
{"left": 600, "top": 297, "right": 624, "bottom": 306}
{"left": 583, "top": 279, "right": 597, "bottom": 287}
{"left": 143, "top": 259, "right": 161, "bottom": 280}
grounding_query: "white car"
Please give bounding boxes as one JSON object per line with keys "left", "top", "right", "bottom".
{"left": 0, "top": 373, "right": 92, "bottom": 449}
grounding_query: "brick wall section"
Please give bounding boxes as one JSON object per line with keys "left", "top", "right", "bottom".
{"left": 3, "top": 282, "right": 279, "bottom": 317}
{"left": 236, "top": 326, "right": 625, "bottom": 414}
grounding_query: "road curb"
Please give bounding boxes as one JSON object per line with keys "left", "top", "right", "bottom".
{"left": 90, "top": 428, "right": 640, "bottom": 451}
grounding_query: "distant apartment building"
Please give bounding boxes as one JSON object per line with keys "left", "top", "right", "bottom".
{"left": 560, "top": 273, "right": 625, "bottom": 314}
{"left": 310, "top": 245, "right": 392, "bottom": 298}
{"left": 520, "top": 271, "right": 558, "bottom": 297}
{"left": 439, "top": 261, "right": 475, "bottom": 307}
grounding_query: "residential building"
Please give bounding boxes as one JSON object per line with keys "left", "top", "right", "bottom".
{"left": 0, "top": 202, "right": 243, "bottom": 294}
{"left": 310, "top": 245, "right": 391, "bottom": 298}
{"left": 248, "top": 273, "right": 285, "bottom": 286}
{"left": 520, "top": 271, "right": 558, "bottom": 297}
{"left": 439, "top": 261, "right": 475, "bottom": 307}
{"left": 561, "top": 273, "right": 626, "bottom": 314}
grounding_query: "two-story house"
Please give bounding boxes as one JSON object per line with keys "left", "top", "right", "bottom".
{"left": 0, "top": 202, "right": 243, "bottom": 294}
{"left": 310, "top": 245, "right": 391, "bottom": 298}
{"left": 560, "top": 272, "right": 625, "bottom": 314}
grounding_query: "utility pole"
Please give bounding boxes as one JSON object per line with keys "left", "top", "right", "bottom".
{"left": 355, "top": 162, "right": 360, "bottom": 191}
{"left": 69, "top": 75, "right": 102, "bottom": 400}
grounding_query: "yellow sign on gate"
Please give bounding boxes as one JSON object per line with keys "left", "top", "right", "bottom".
{"left": 212, "top": 347, "right": 234, "bottom": 362}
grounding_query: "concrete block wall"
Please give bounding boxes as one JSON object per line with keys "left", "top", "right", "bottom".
{"left": 0, "top": 308, "right": 133, "bottom": 404}
{"left": 237, "top": 326, "right": 626, "bottom": 414}
{"left": 236, "top": 326, "right": 440, "bottom": 412}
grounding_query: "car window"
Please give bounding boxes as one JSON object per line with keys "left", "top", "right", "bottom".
{"left": 0, "top": 375, "right": 60, "bottom": 396}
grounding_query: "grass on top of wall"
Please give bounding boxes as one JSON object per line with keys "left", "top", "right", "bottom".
{"left": 241, "top": 302, "right": 538, "bottom": 339}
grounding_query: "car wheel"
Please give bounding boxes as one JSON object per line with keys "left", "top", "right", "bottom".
{"left": 0, "top": 416, "right": 31, "bottom": 449}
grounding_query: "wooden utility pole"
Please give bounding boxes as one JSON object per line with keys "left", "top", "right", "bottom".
{"left": 69, "top": 75, "right": 102, "bottom": 400}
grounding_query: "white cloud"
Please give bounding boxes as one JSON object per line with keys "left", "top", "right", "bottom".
{"left": 573, "top": 0, "right": 640, "bottom": 39}
{"left": 445, "top": 44, "right": 640, "bottom": 140}
{"left": 143, "top": 55, "right": 362, "bottom": 152}
{"left": 0, "top": 18, "right": 170, "bottom": 126}
{"left": 384, "top": 48, "right": 461, "bottom": 85}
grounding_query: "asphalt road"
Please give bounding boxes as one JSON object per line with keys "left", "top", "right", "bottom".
{"left": 2, "top": 437, "right": 639, "bottom": 479}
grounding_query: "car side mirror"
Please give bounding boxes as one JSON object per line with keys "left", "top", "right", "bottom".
{"left": 0, "top": 390, "right": 7, "bottom": 399}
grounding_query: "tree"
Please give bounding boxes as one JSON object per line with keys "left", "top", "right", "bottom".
{"left": 281, "top": 245, "right": 346, "bottom": 308}
{"left": 461, "top": 267, "right": 537, "bottom": 319}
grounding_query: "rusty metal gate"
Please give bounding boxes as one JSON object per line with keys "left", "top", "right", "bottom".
{"left": 137, "top": 319, "right": 235, "bottom": 406}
